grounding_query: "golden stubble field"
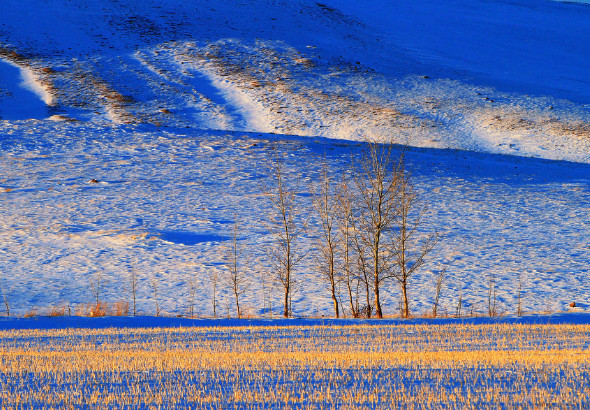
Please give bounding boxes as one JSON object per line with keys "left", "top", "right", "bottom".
{"left": 0, "top": 323, "right": 588, "bottom": 408}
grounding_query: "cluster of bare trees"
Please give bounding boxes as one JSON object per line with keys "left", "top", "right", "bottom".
{"left": 264, "top": 141, "right": 438, "bottom": 319}
{"left": 33, "top": 140, "right": 439, "bottom": 320}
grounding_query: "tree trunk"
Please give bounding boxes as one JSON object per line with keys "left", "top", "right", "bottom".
{"left": 343, "top": 231, "right": 357, "bottom": 318}
{"left": 235, "top": 294, "right": 241, "bottom": 318}
{"left": 284, "top": 237, "right": 291, "bottom": 318}
{"left": 364, "top": 281, "right": 371, "bottom": 318}
{"left": 374, "top": 275, "right": 383, "bottom": 318}
{"left": 331, "top": 274, "right": 340, "bottom": 318}
{"left": 401, "top": 280, "right": 410, "bottom": 318}
{"left": 346, "top": 279, "right": 356, "bottom": 318}
{"left": 374, "top": 243, "right": 383, "bottom": 318}
{"left": 283, "top": 282, "right": 290, "bottom": 318}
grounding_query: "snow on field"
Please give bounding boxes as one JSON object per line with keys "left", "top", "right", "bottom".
{"left": 0, "top": 121, "right": 588, "bottom": 317}
{"left": 0, "top": 0, "right": 589, "bottom": 318}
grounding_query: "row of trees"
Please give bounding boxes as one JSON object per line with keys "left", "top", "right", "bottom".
{"left": 260, "top": 141, "right": 438, "bottom": 319}
{"left": 22, "top": 140, "right": 437, "bottom": 320}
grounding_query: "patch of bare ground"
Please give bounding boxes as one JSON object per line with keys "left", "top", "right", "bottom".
{"left": 178, "top": 40, "right": 436, "bottom": 139}
{"left": 483, "top": 107, "right": 590, "bottom": 140}
{"left": 0, "top": 45, "right": 150, "bottom": 124}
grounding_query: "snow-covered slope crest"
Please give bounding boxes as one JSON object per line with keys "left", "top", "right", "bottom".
{"left": 0, "top": 0, "right": 589, "bottom": 162}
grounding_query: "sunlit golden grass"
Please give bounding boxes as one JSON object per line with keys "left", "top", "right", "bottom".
{"left": 0, "top": 324, "right": 588, "bottom": 408}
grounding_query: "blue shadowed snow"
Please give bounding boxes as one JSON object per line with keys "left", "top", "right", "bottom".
{"left": 156, "top": 231, "right": 230, "bottom": 246}
{"left": 0, "top": 313, "right": 589, "bottom": 331}
{"left": 326, "top": 0, "right": 590, "bottom": 104}
{"left": 551, "top": 0, "right": 590, "bottom": 4}
{"left": 0, "top": 60, "right": 48, "bottom": 120}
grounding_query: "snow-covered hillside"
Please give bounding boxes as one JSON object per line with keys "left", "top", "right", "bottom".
{"left": 0, "top": 0, "right": 589, "bottom": 317}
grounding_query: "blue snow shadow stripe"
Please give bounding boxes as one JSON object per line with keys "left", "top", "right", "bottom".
{"left": 152, "top": 231, "right": 230, "bottom": 245}
{"left": 1, "top": 313, "right": 590, "bottom": 331}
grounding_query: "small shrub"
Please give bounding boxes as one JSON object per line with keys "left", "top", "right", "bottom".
{"left": 357, "top": 305, "right": 372, "bottom": 319}
{"left": 47, "top": 304, "right": 69, "bottom": 317}
{"left": 112, "top": 301, "right": 129, "bottom": 316}
{"left": 85, "top": 302, "right": 109, "bottom": 317}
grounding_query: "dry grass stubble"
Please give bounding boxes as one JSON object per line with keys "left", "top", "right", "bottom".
{"left": 0, "top": 324, "right": 588, "bottom": 408}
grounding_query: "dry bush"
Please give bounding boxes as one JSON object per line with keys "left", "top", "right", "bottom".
{"left": 83, "top": 301, "right": 109, "bottom": 317}
{"left": 112, "top": 301, "right": 129, "bottom": 316}
{"left": 47, "top": 304, "right": 69, "bottom": 317}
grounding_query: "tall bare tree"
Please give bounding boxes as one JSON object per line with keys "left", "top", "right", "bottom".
{"left": 313, "top": 159, "right": 341, "bottom": 318}
{"left": 336, "top": 173, "right": 360, "bottom": 318}
{"left": 263, "top": 145, "right": 307, "bottom": 318}
{"left": 391, "top": 158, "right": 438, "bottom": 318}
{"left": 224, "top": 218, "right": 250, "bottom": 318}
{"left": 351, "top": 221, "right": 375, "bottom": 318}
{"left": 337, "top": 171, "right": 374, "bottom": 317}
{"left": 353, "top": 141, "right": 402, "bottom": 318}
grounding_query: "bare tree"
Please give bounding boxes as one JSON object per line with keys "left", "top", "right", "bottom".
{"left": 91, "top": 271, "right": 104, "bottom": 306}
{"left": 391, "top": 158, "right": 438, "bottom": 319}
{"left": 130, "top": 268, "right": 138, "bottom": 316}
{"left": 263, "top": 146, "right": 307, "bottom": 318}
{"left": 338, "top": 167, "right": 374, "bottom": 318}
{"left": 151, "top": 276, "right": 160, "bottom": 317}
{"left": 313, "top": 159, "right": 341, "bottom": 318}
{"left": 353, "top": 141, "right": 403, "bottom": 318}
{"left": 517, "top": 271, "right": 524, "bottom": 317}
{"left": 487, "top": 273, "right": 497, "bottom": 317}
{"left": 0, "top": 282, "right": 9, "bottom": 316}
{"left": 187, "top": 277, "right": 198, "bottom": 318}
{"left": 224, "top": 218, "right": 250, "bottom": 318}
{"left": 431, "top": 267, "right": 446, "bottom": 318}
{"left": 456, "top": 290, "right": 463, "bottom": 318}
{"left": 336, "top": 173, "right": 360, "bottom": 318}
{"left": 207, "top": 268, "right": 220, "bottom": 318}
